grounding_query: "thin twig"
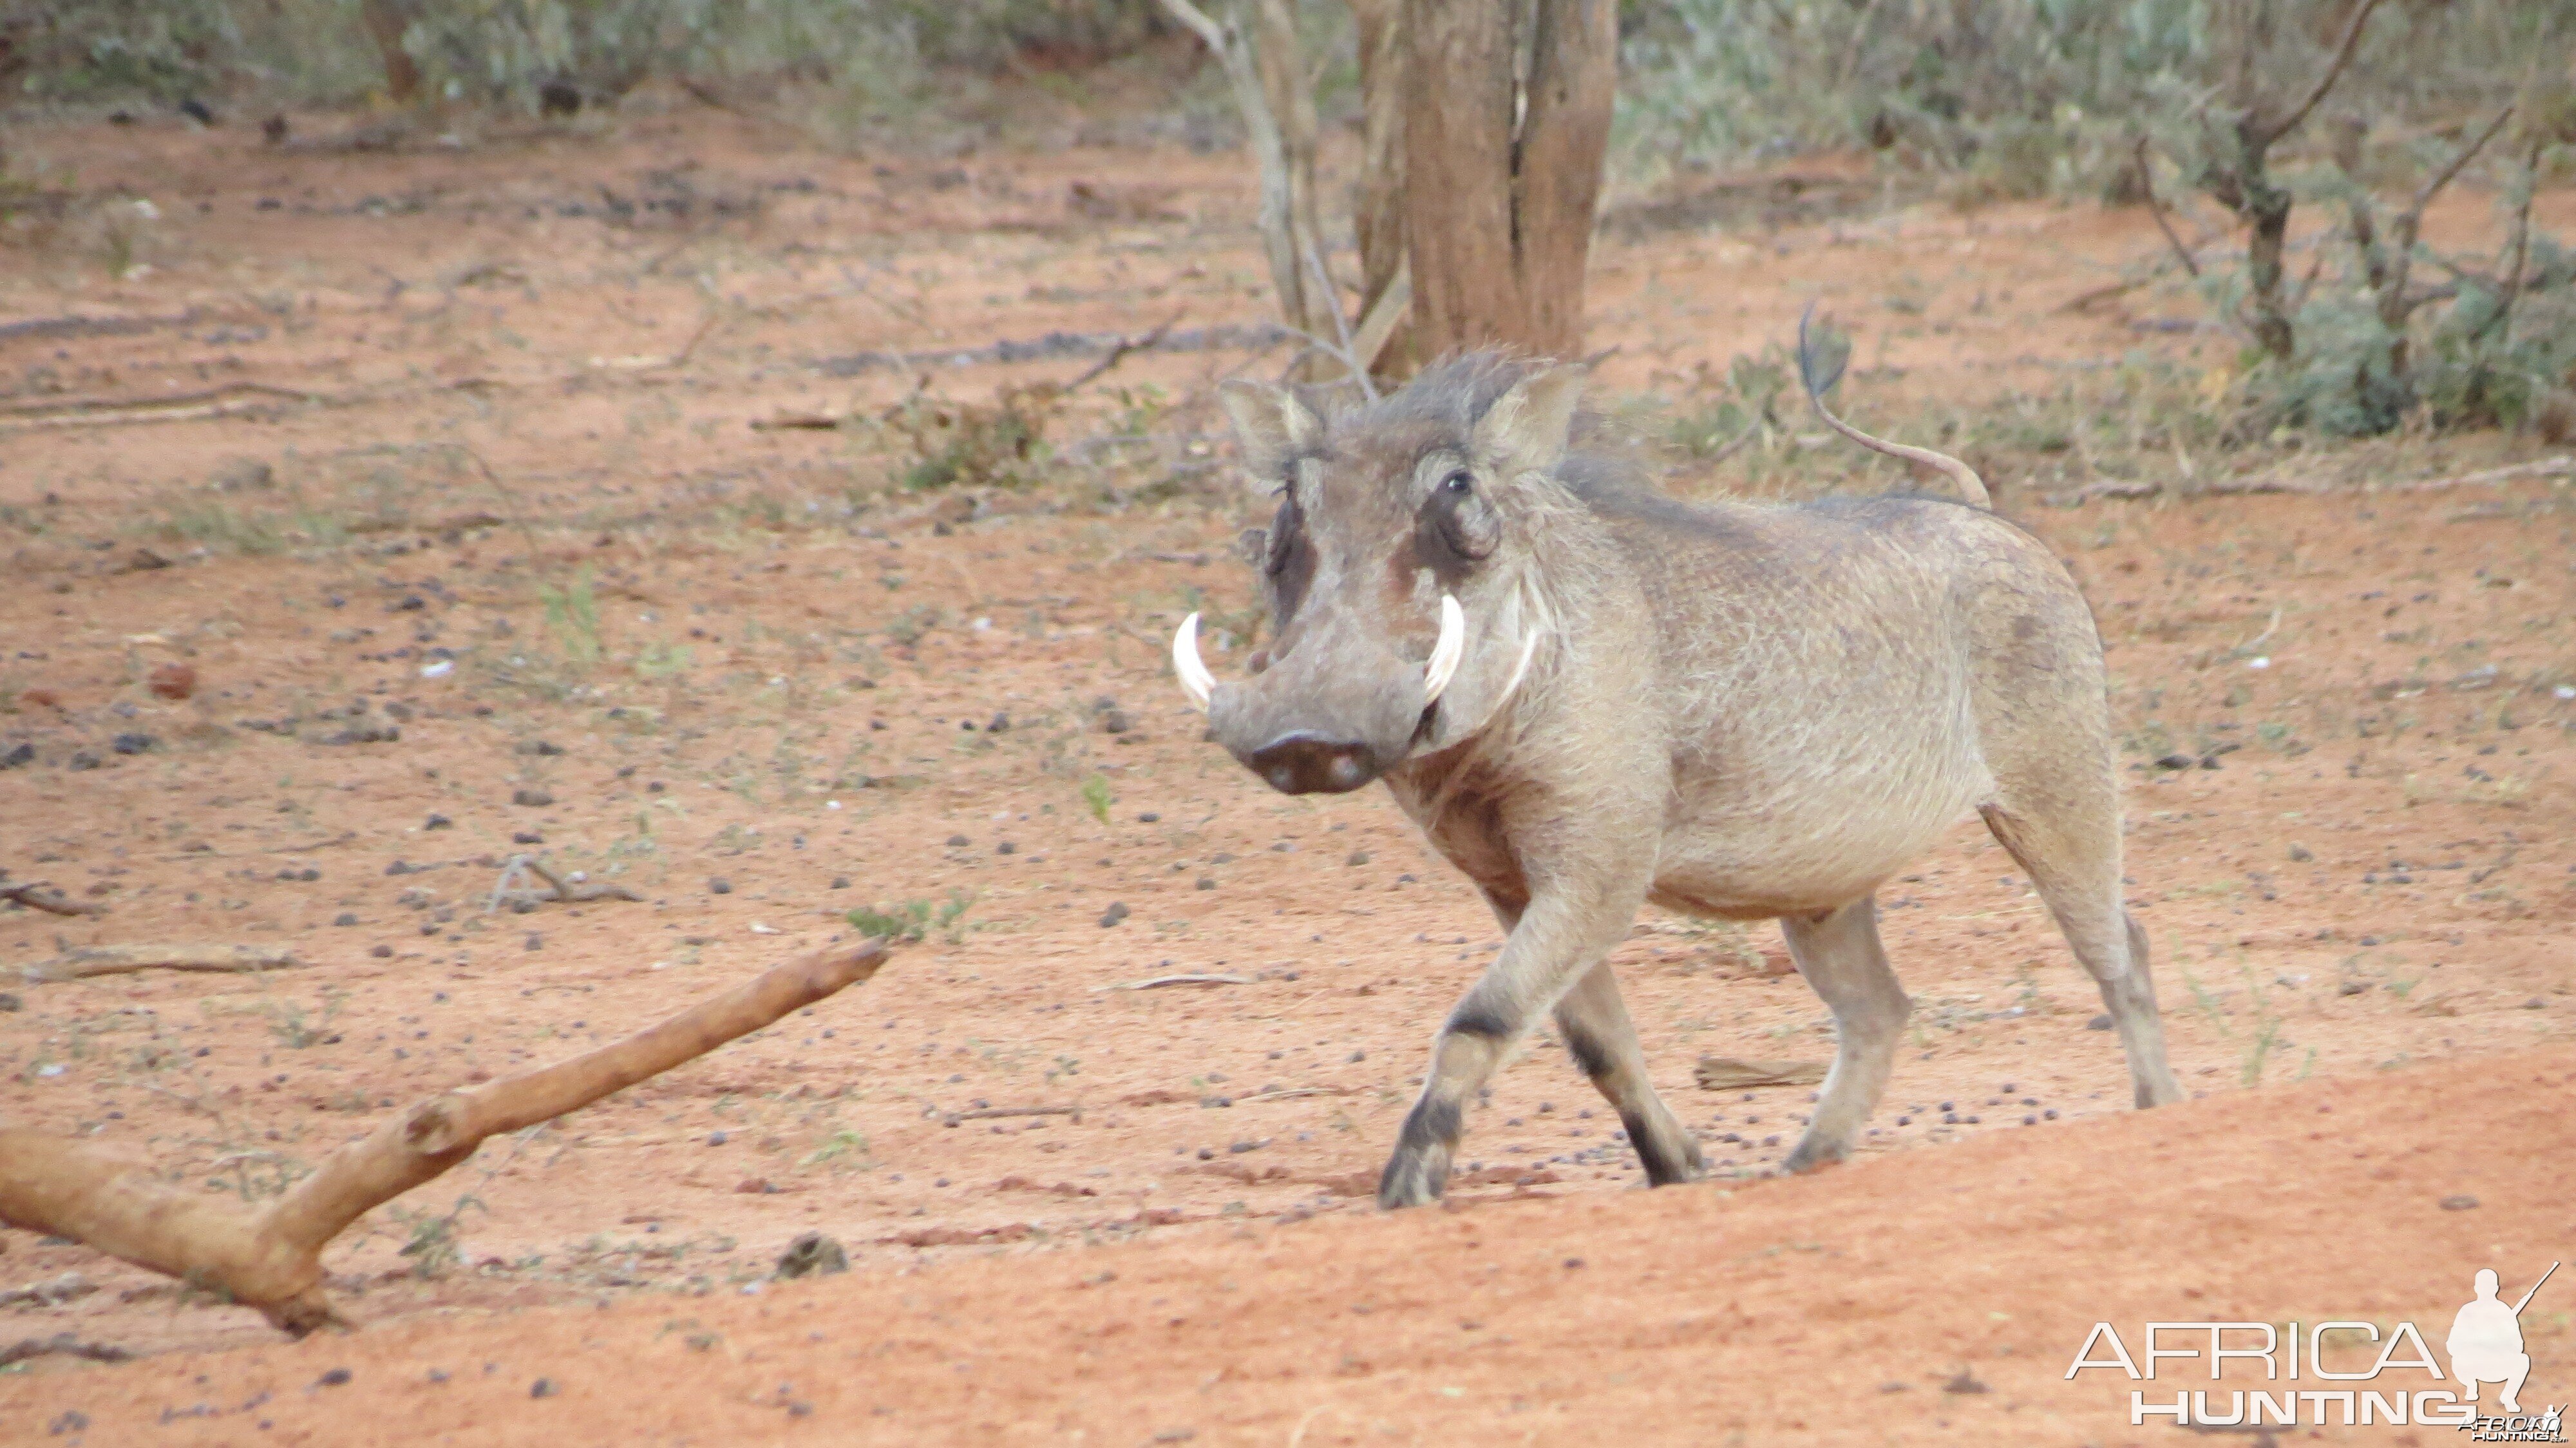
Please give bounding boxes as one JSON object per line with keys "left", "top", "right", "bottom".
{"left": 2239, "top": 605, "right": 2284, "bottom": 653}
{"left": 0, "top": 382, "right": 325, "bottom": 432}
{"left": 2406, "top": 104, "right": 2515, "bottom": 218}
{"left": 489, "top": 854, "right": 643, "bottom": 912}
{"left": 0, "top": 882, "right": 104, "bottom": 917}
{"left": 1701, "top": 415, "right": 1763, "bottom": 466}
{"left": 2044, "top": 453, "right": 2573, "bottom": 506}
{"left": 2134, "top": 138, "right": 2200, "bottom": 279}
{"left": 2257, "top": 0, "right": 2384, "bottom": 148}
{"left": 2496, "top": 137, "right": 2546, "bottom": 347}
{"left": 1302, "top": 238, "right": 1375, "bottom": 401}
{"left": 0, "top": 1335, "right": 131, "bottom": 1368}
{"left": 1059, "top": 313, "right": 1184, "bottom": 395}
{"left": 942, "top": 1105, "right": 1083, "bottom": 1125}
{"left": 1097, "top": 973, "right": 1255, "bottom": 991}
{"left": 24, "top": 945, "right": 302, "bottom": 984}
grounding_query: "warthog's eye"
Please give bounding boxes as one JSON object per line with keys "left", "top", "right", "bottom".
{"left": 1421, "top": 468, "right": 1499, "bottom": 567}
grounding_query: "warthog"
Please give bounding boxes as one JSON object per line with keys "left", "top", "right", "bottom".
{"left": 1172, "top": 315, "right": 2184, "bottom": 1208}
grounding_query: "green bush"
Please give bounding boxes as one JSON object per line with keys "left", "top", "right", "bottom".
{"left": 1616, "top": 0, "right": 2568, "bottom": 198}
{"left": 1, "top": 0, "right": 1175, "bottom": 111}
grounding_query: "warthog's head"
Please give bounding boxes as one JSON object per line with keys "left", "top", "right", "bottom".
{"left": 1173, "top": 354, "right": 1582, "bottom": 795}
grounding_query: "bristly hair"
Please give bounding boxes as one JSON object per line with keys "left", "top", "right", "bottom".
{"left": 1327, "top": 350, "right": 1643, "bottom": 484}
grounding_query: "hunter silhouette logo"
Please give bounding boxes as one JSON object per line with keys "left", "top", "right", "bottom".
{"left": 2453, "top": 1264, "right": 2552, "bottom": 1415}
{"left": 2065, "top": 1262, "right": 2562, "bottom": 1438}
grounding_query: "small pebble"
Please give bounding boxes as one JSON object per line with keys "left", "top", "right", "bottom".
{"left": 317, "top": 1367, "right": 352, "bottom": 1387}
{"left": 709, "top": 879, "right": 732, "bottom": 895}
{"left": 530, "top": 1378, "right": 557, "bottom": 1398}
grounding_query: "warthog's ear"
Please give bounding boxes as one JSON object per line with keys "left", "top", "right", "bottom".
{"left": 1472, "top": 367, "right": 1584, "bottom": 475}
{"left": 1218, "top": 381, "right": 1324, "bottom": 490}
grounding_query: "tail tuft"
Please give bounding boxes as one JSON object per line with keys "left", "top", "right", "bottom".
{"left": 1796, "top": 301, "right": 1991, "bottom": 510}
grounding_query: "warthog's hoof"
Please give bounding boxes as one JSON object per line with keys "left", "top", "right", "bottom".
{"left": 1779, "top": 1136, "right": 1852, "bottom": 1174}
{"left": 1649, "top": 1139, "right": 1710, "bottom": 1185}
{"left": 1376, "top": 1146, "right": 1452, "bottom": 1209}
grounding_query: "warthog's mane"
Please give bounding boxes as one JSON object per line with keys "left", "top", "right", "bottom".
{"left": 1322, "top": 349, "right": 1986, "bottom": 542}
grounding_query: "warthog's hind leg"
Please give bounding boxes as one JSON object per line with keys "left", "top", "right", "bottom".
{"left": 1555, "top": 960, "right": 1704, "bottom": 1185}
{"left": 1779, "top": 895, "right": 1909, "bottom": 1173}
{"left": 1978, "top": 805, "right": 2185, "bottom": 1109}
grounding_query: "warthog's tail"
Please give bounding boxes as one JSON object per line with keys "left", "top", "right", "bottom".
{"left": 1796, "top": 301, "right": 1991, "bottom": 510}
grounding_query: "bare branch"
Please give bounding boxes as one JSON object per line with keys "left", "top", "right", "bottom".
{"left": 1303, "top": 238, "right": 1376, "bottom": 402}
{"left": 2135, "top": 138, "right": 2201, "bottom": 278}
{"left": 2408, "top": 104, "right": 2517, "bottom": 218}
{"left": 2495, "top": 137, "right": 2546, "bottom": 347}
{"left": 0, "top": 939, "right": 891, "bottom": 1335}
{"left": 2255, "top": 0, "right": 2385, "bottom": 148}
{"left": 1347, "top": 257, "right": 1412, "bottom": 373}
{"left": 0, "top": 882, "right": 104, "bottom": 917}
{"left": 1059, "top": 314, "right": 1183, "bottom": 394}
{"left": 23, "top": 944, "right": 301, "bottom": 984}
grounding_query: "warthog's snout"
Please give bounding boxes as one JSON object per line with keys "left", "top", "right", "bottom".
{"left": 1242, "top": 730, "right": 1378, "bottom": 794}
{"left": 1176, "top": 596, "right": 1468, "bottom": 797}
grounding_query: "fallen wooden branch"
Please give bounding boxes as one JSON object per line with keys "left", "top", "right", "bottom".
{"left": 22, "top": 944, "right": 301, "bottom": 984}
{"left": 942, "top": 1105, "right": 1083, "bottom": 1127}
{"left": 1098, "top": 973, "right": 1255, "bottom": 991}
{"left": 0, "top": 1334, "right": 131, "bottom": 1368}
{"left": 0, "top": 881, "right": 104, "bottom": 917}
{"left": 0, "top": 310, "right": 203, "bottom": 346}
{"left": 488, "top": 855, "right": 643, "bottom": 911}
{"left": 0, "top": 382, "right": 326, "bottom": 433}
{"left": 754, "top": 316, "right": 1184, "bottom": 434}
{"left": 1058, "top": 314, "right": 1182, "bottom": 395}
{"left": 2044, "top": 453, "right": 2572, "bottom": 507}
{"left": 1694, "top": 1056, "right": 1827, "bottom": 1091}
{"left": 0, "top": 938, "right": 889, "bottom": 1335}
{"left": 812, "top": 321, "right": 1290, "bottom": 380}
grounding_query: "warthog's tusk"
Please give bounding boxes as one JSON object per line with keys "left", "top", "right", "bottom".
{"left": 1171, "top": 612, "right": 1215, "bottom": 711}
{"left": 1423, "top": 594, "right": 1466, "bottom": 705}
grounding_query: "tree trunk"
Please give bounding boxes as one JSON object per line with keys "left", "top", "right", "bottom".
{"left": 1401, "top": 0, "right": 1615, "bottom": 359}
{"left": 359, "top": 0, "right": 422, "bottom": 104}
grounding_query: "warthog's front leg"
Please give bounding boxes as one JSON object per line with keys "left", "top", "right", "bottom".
{"left": 1553, "top": 960, "right": 1704, "bottom": 1185}
{"left": 1379, "top": 881, "right": 1649, "bottom": 1208}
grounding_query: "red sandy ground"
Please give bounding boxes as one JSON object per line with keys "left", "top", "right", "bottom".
{"left": 0, "top": 100, "right": 2570, "bottom": 1444}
